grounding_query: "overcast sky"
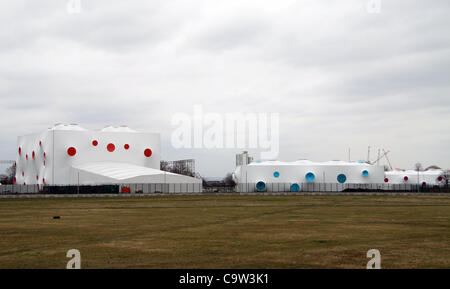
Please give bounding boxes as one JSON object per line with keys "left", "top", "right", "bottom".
{"left": 0, "top": 0, "right": 449, "bottom": 177}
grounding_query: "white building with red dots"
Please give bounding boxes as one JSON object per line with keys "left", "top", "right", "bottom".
{"left": 384, "top": 169, "right": 445, "bottom": 186}
{"left": 14, "top": 124, "right": 201, "bottom": 187}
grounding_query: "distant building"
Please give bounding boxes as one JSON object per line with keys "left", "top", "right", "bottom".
{"left": 233, "top": 152, "right": 385, "bottom": 192}
{"left": 15, "top": 124, "right": 201, "bottom": 187}
{"left": 384, "top": 169, "right": 445, "bottom": 186}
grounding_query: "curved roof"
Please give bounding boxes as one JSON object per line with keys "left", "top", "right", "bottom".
{"left": 101, "top": 125, "right": 138, "bottom": 133}
{"left": 247, "top": 160, "right": 374, "bottom": 167}
{"left": 49, "top": 123, "right": 88, "bottom": 131}
{"left": 73, "top": 162, "right": 178, "bottom": 180}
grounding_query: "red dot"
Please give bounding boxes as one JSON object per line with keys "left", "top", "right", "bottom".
{"left": 43, "top": 160, "right": 46, "bottom": 166}
{"left": 32, "top": 151, "right": 35, "bottom": 159}
{"left": 144, "top": 148, "right": 152, "bottom": 157}
{"left": 36, "top": 175, "right": 39, "bottom": 181}
{"left": 39, "top": 141, "right": 42, "bottom": 147}
{"left": 22, "top": 171, "right": 24, "bottom": 177}
{"left": 24, "top": 182, "right": 26, "bottom": 185}
{"left": 92, "top": 140, "right": 98, "bottom": 146}
{"left": 43, "top": 152, "right": 46, "bottom": 159}
{"left": 384, "top": 178, "right": 389, "bottom": 183}
{"left": 13, "top": 177, "right": 16, "bottom": 185}
{"left": 67, "top": 147, "right": 77, "bottom": 156}
{"left": 107, "top": 143, "right": 115, "bottom": 152}
{"left": 18, "top": 147, "right": 21, "bottom": 155}
{"left": 404, "top": 176, "right": 408, "bottom": 181}
{"left": 124, "top": 144, "right": 130, "bottom": 150}
{"left": 422, "top": 181, "right": 427, "bottom": 186}
{"left": 42, "top": 178, "right": 46, "bottom": 184}
{"left": 437, "top": 176, "right": 443, "bottom": 181}
{"left": 26, "top": 154, "right": 28, "bottom": 160}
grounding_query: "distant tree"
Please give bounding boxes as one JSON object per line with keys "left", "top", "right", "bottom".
{"left": 160, "top": 161, "right": 169, "bottom": 172}
{"left": 0, "top": 165, "right": 15, "bottom": 184}
{"left": 224, "top": 173, "right": 236, "bottom": 186}
{"left": 415, "top": 163, "right": 423, "bottom": 172}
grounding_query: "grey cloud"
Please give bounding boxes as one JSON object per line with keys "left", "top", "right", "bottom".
{"left": 0, "top": 0, "right": 449, "bottom": 175}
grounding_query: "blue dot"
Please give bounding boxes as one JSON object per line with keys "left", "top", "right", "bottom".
{"left": 290, "top": 183, "right": 300, "bottom": 192}
{"left": 362, "top": 170, "right": 369, "bottom": 177}
{"left": 337, "top": 174, "right": 347, "bottom": 183}
{"left": 273, "top": 171, "right": 280, "bottom": 178}
{"left": 305, "top": 172, "right": 315, "bottom": 182}
{"left": 256, "top": 181, "right": 266, "bottom": 192}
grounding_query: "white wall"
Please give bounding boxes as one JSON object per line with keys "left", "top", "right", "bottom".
{"left": 234, "top": 161, "right": 385, "bottom": 187}
{"left": 16, "top": 126, "right": 160, "bottom": 185}
{"left": 385, "top": 170, "right": 445, "bottom": 185}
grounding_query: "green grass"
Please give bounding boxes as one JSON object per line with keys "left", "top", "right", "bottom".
{"left": 0, "top": 195, "right": 449, "bottom": 268}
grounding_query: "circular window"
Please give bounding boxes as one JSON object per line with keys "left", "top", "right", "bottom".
{"left": 290, "top": 183, "right": 300, "bottom": 192}
{"left": 107, "top": 143, "right": 115, "bottom": 152}
{"left": 67, "top": 147, "right": 77, "bottom": 156}
{"left": 362, "top": 170, "right": 369, "bottom": 177}
{"left": 144, "top": 148, "right": 152, "bottom": 157}
{"left": 305, "top": 172, "right": 315, "bottom": 182}
{"left": 256, "top": 181, "right": 266, "bottom": 192}
{"left": 337, "top": 174, "right": 347, "bottom": 183}
{"left": 273, "top": 171, "right": 280, "bottom": 178}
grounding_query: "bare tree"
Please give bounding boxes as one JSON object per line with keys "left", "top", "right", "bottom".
{"left": 0, "top": 165, "right": 15, "bottom": 184}
{"left": 224, "top": 173, "right": 236, "bottom": 186}
{"left": 415, "top": 163, "right": 423, "bottom": 171}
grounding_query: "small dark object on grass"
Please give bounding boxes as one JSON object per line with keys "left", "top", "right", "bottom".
{"left": 53, "top": 216, "right": 61, "bottom": 219}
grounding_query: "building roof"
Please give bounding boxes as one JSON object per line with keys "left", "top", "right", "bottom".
{"left": 73, "top": 162, "right": 179, "bottom": 180}
{"left": 247, "top": 160, "right": 374, "bottom": 167}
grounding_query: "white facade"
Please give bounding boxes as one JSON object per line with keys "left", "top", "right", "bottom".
{"left": 233, "top": 159, "right": 385, "bottom": 192}
{"left": 384, "top": 169, "right": 445, "bottom": 186}
{"left": 15, "top": 124, "right": 201, "bottom": 187}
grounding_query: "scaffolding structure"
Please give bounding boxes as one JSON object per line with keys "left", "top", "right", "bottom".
{"left": 160, "top": 159, "right": 196, "bottom": 177}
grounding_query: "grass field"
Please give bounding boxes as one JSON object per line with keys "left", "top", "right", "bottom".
{"left": 0, "top": 195, "right": 449, "bottom": 269}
